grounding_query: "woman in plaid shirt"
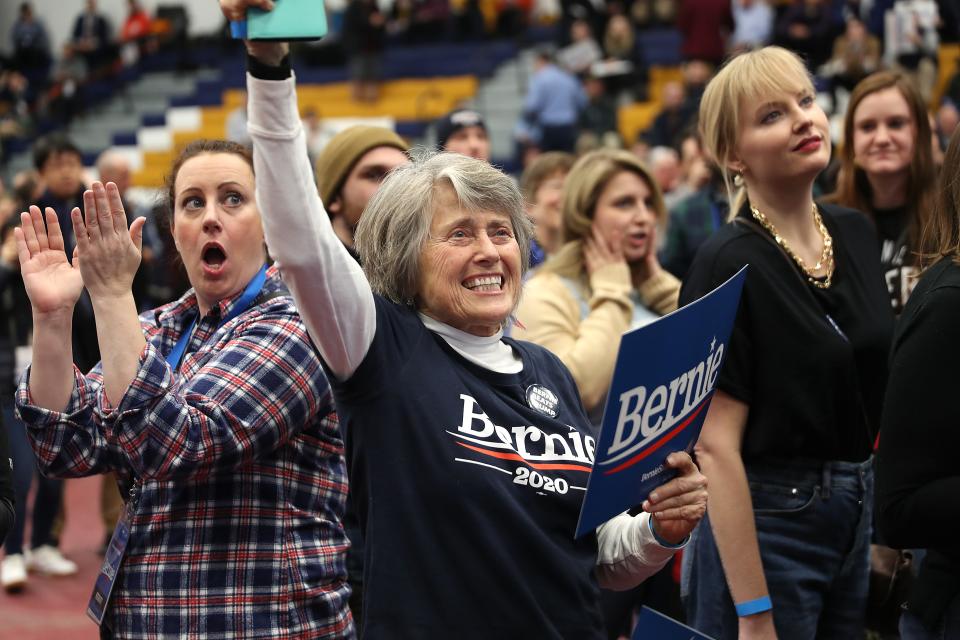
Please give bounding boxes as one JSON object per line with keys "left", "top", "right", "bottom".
{"left": 13, "top": 140, "right": 353, "bottom": 638}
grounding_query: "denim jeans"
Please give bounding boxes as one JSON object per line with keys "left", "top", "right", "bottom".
{"left": 682, "top": 457, "right": 873, "bottom": 640}
{"left": 900, "top": 594, "right": 960, "bottom": 639}
{"left": 3, "top": 398, "right": 64, "bottom": 555}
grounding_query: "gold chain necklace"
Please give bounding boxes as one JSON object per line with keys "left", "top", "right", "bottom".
{"left": 749, "top": 203, "right": 835, "bottom": 289}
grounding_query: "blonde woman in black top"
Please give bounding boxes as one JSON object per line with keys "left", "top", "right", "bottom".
{"left": 680, "top": 47, "right": 893, "bottom": 639}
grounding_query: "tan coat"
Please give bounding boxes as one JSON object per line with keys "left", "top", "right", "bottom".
{"left": 514, "top": 261, "right": 680, "bottom": 412}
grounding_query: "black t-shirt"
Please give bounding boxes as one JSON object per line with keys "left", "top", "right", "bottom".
{"left": 871, "top": 204, "right": 917, "bottom": 315}
{"left": 329, "top": 296, "right": 605, "bottom": 639}
{"left": 679, "top": 203, "right": 893, "bottom": 462}
{"left": 876, "top": 257, "right": 960, "bottom": 626}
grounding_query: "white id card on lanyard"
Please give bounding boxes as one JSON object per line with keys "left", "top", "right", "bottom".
{"left": 87, "top": 484, "right": 138, "bottom": 626}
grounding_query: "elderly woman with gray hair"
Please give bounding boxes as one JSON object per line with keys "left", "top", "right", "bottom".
{"left": 224, "top": 3, "right": 707, "bottom": 637}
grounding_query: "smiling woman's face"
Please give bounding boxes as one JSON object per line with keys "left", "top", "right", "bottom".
{"left": 416, "top": 184, "right": 522, "bottom": 337}
{"left": 171, "top": 152, "right": 266, "bottom": 314}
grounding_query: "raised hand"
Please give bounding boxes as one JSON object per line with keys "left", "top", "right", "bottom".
{"left": 583, "top": 223, "right": 626, "bottom": 277}
{"left": 72, "top": 181, "right": 145, "bottom": 301}
{"left": 219, "top": 0, "right": 289, "bottom": 65}
{"left": 15, "top": 206, "right": 83, "bottom": 316}
{"left": 642, "top": 451, "right": 708, "bottom": 545}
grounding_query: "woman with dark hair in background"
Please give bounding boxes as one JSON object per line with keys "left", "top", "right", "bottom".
{"left": 829, "top": 71, "right": 938, "bottom": 315}
{"left": 876, "top": 127, "right": 960, "bottom": 639}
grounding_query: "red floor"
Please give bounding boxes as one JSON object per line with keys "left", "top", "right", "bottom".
{"left": 0, "top": 476, "right": 104, "bottom": 639}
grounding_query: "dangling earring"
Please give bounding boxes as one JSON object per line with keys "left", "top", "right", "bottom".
{"left": 733, "top": 170, "right": 744, "bottom": 188}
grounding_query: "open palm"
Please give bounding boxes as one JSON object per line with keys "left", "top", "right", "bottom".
{"left": 15, "top": 206, "right": 84, "bottom": 315}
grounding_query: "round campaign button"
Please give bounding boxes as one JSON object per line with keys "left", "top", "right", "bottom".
{"left": 526, "top": 384, "right": 559, "bottom": 418}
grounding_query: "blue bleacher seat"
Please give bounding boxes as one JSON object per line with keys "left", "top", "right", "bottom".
{"left": 142, "top": 114, "right": 166, "bottom": 127}
{"left": 636, "top": 28, "right": 682, "bottom": 66}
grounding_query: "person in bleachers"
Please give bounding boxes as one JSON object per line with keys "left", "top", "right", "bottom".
{"left": 10, "top": 2, "right": 51, "bottom": 97}
{"left": 822, "top": 16, "right": 881, "bottom": 107}
{"left": 34, "top": 135, "right": 101, "bottom": 376}
{"left": 937, "top": 102, "right": 959, "bottom": 142}
{"left": 889, "top": 0, "right": 941, "bottom": 103}
{"left": 729, "top": 0, "right": 774, "bottom": 53}
{"left": 644, "top": 81, "right": 695, "bottom": 150}
{"left": 11, "top": 169, "right": 44, "bottom": 208}
{"left": 120, "top": 0, "right": 157, "bottom": 64}
{"left": 648, "top": 146, "right": 685, "bottom": 209}
{"left": 681, "top": 46, "right": 893, "bottom": 639}
{"left": 659, "top": 162, "right": 729, "bottom": 279}
{"left": 602, "top": 14, "right": 635, "bottom": 62}
{"left": 600, "top": 13, "right": 646, "bottom": 98}
{"left": 577, "top": 74, "right": 620, "bottom": 153}
{"left": 69, "top": 0, "right": 115, "bottom": 74}
{"left": 523, "top": 49, "right": 586, "bottom": 153}
{"left": 0, "top": 70, "right": 31, "bottom": 163}
{"left": 121, "top": 0, "right": 153, "bottom": 47}
{"left": 519, "top": 151, "right": 575, "bottom": 267}
{"left": 775, "top": 0, "right": 836, "bottom": 70}
{"left": 630, "top": 0, "right": 678, "bottom": 30}
{"left": 437, "top": 108, "right": 492, "bottom": 161}
{"left": 828, "top": 71, "right": 938, "bottom": 316}
{"left": 342, "top": 0, "right": 387, "bottom": 102}
{"left": 97, "top": 151, "right": 162, "bottom": 308}
{"left": 679, "top": 59, "right": 714, "bottom": 118}
{"left": 677, "top": 0, "right": 734, "bottom": 66}
{"left": 316, "top": 125, "right": 410, "bottom": 259}
{"left": 557, "top": 18, "right": 603, "bottom": 76}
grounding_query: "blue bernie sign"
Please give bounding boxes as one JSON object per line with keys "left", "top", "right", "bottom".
{"left": 575, "top": 267, "right": 747, "bottom": 538}
{"left": 632, "top": 606, "right": 716, "bottom": 639}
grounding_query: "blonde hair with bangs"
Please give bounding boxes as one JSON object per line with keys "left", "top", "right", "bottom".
{"left": 698, "top": 47, "right": 816, "bottom": 218}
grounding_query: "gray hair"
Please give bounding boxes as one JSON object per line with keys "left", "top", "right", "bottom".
{"left": 647, "top": 146, "right": 679, "bottom": 168}
{"left": 355, "top": 150, "right": 532, "bottom": 306}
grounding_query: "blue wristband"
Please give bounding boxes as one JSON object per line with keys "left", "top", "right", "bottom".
{"left": 646, "top": 514, "right": 688, "bottom": 548}
{"left": 735, "top": 595, "right": 772, "bottom": 617}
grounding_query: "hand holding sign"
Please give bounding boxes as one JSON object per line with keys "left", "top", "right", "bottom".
{"left": 575, "top": 267, "right": 746, "bottom": 538}
{"left": 643, "top": 451, "right": 707, "bottom": 545}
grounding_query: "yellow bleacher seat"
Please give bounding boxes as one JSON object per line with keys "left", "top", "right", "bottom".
{"left": 134, "top": 76, "right": 480, "bottom": 188}
{"left": 934, "top": 43, "right": 960, "bottom": 107}
{"left": 618, "top": 102, "right": 660, "bottom": 146}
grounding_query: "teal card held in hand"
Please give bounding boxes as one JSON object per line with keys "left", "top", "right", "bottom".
{"left": 230, "top": 0, "right": 328, "bottom": 41}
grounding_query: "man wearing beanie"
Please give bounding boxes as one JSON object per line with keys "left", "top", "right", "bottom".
{"left": 315, "top": 125, "right": 409, "bottom": 255}
{"left": 435, "top": 108, "right": 491, "bottom": 161}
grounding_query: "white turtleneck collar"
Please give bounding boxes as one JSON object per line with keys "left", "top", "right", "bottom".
{"left": 418, "top": 313, "right": 523, "bottom": 374}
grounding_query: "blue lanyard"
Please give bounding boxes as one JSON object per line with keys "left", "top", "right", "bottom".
{"left": 165, "top": 264, "right": 269, "bottom": 371}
